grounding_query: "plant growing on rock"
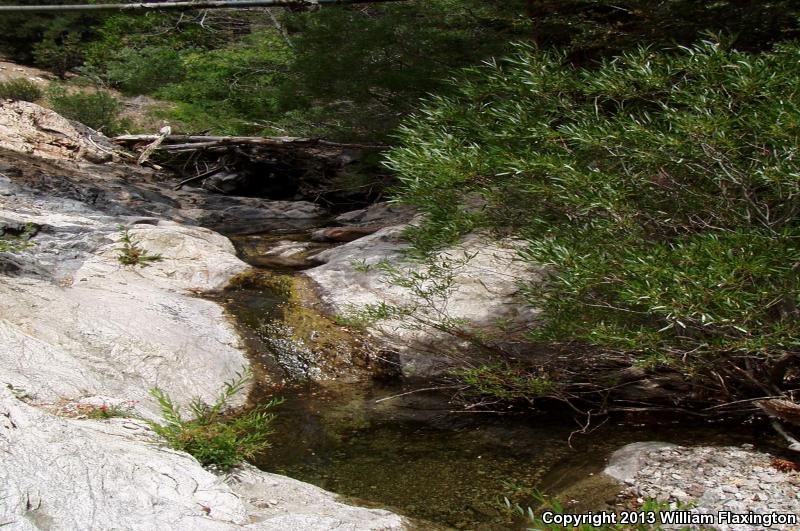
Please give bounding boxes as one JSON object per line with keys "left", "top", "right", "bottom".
{"left": 148, "top": 368, "right": 282, "bottom": 471}
{"left": 0, "top": 222, "right": 38, "bottom": 253}
{"left": 115, "top": 225, "right": 162, "bottom": 266}
{"left": 83, "top": 404, "right": 129, "bottom": 420}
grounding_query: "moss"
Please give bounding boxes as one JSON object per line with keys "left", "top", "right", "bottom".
{"left": 281, "top": 275, "right": 375, "bottom": 374}
{"left": 224, "top": 269, "right": 384, "bottom": 379}
{"left": 226, "top": 269, "right": 292, "bottom": 296}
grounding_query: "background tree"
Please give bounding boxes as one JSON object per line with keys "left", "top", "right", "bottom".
{"left": 2, "top": 0, "right": 799, "bottom": 139}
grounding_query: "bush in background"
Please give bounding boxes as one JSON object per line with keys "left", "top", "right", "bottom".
{"left": 95, "top": 45, "right": 186, "bottom": 96}
{"left": 387, "top": 39, "right": 800, "bottom": 400}
{"left": 0, "top": 78, "right": 43, "bottom": 102}
{"left": 32, "top": 30, "right": 85, "bottom": 77}
{"left": 155, "top": 30, "right": 292, "bottom": 135}
{"left": 47, "top": 86, "right": 127, "bottom": 135}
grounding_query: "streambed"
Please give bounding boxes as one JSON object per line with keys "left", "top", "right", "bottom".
{"left": 215, "top": 225, "right": 775, "bottom": 530}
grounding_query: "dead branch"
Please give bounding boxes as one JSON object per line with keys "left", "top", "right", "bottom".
{"left": 769, "top": 420, "right": 800, "bottom": 452}
{"left": 173, "top": 165, "right": 225, "bottom": 190}
{"left": 374, "top": 385, "right": 465, "bottom": 404}
{"left": 137, "top": 126, "right": 171, "bottom": 165}
{"left": 113, "top": 134, "right": 387, "bottom": 152}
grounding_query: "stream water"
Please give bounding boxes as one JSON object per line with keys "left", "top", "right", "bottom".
{"left": 215, "top": 224, "right": 777, "bottom": 530}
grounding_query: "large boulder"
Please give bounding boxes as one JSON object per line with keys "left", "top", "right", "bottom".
{"left": 190, "top": 197, "right": 324, "bottom": 235}
{"left": 0, "top": 169, "right": 252, "bottom": 416}
{"left": 0, "top": 148, "right": 256, "bottom": 416}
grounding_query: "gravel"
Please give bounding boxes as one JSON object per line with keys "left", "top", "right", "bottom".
{"left": 612, "top": 444, "right": 800, "bottom": 530}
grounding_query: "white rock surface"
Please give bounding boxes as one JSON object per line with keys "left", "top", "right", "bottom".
{"left": 0, "top": 388, "right": 407, "bottom": 530}
{"left": 304, "top": 226, "right": 543, "bottom": 375}
{"left": 604, "top": 441, "right": 677, "bottom": 484}
{"left": 0, "top": 189, "right": 251, "bottom": 416}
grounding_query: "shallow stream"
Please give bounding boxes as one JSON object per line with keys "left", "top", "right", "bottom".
{"left": 216, "top": 223, "right": 776, "bottom": 530}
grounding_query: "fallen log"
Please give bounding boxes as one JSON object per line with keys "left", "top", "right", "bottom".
{"left": 112, "top": 131, "right": 392, "bottom": 203}
{"left": 113, "top": 134, "right": 387, "bottom": 152}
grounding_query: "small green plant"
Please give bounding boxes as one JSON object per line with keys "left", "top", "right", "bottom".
{"left": 350, "top": 259, "right": 372, "bottom": 273}
{"left": 0, "top": 78, "right": 43, "bottom": 102}
{"left": 115, "top": 225, "right": 162, "bottom": 266}
{"left": 83, "top": 404, "right": 130, "bottom": 420}
{"left": 5, "top": 383, "right": 30, "bottom": 401}
{"left": 0, "top": 222, "right": 38, "bottom": 252}
{"left": 331, "top": 312, "right": 368, "bottom": 328}
{"left": 453, "top": 363, "right": 556, "bottom": 405}
{"left": 148, "top": 368, "right": 283, "bottom": 471}
{"left": 505, "top": 491, "right": 689, "bottom": 531}
{"left": 0, "top": 240, "right": 31, "bottom": 253}
{"left": 47, "top": 87, "right": 128, "bottom": 135}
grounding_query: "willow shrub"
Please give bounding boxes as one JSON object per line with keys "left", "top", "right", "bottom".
{"left": 386, "top": 40, "right": 800, "bottom": 391}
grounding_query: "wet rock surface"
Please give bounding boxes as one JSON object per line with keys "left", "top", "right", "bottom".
{"left": 310, "top": 225, "right": 380, "bottom": 243}
{"left": 605, "top": 442, "right": 800, "bottom": 530}
{"left": 233, "top": 237, "right": 328, "bottom": 269}
{"left": 192, "top": 196, "right": 324, "bottom": 235}
{"left": 311, "top": 202, "right": 416, "bottom": 243}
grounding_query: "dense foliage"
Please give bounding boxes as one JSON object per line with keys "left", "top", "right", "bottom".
{"left": 0, "top": 0, "right": 106, "bottom": 74}
{"left": 5, "top": 1, "right": 797, "bottom": 140}
{"left": 387, "top": 40, "right": 800, "bottom": 397}
{"left": 71, "top": 2, "right": 530, "bottom": 139}
{"left": 526, "top": 0, "right": 800, "bottom": 61}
